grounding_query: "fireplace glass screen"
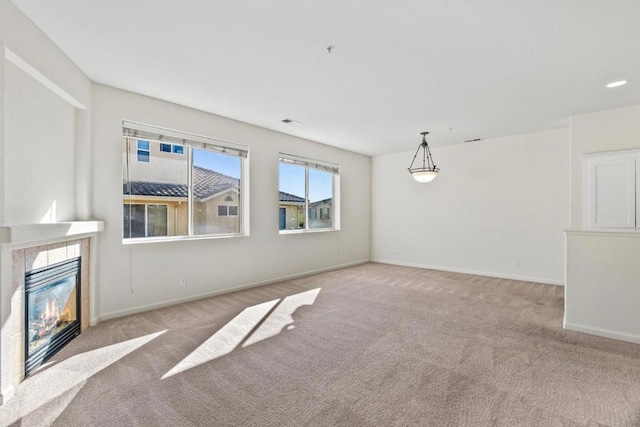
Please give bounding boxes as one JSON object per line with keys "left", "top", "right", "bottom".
{"left": 25, "top": 257, "right": 81, "bottom": 375}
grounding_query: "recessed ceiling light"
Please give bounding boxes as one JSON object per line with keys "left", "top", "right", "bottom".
{"left": 606, "top": 80, "right": 627, "bottom": 88}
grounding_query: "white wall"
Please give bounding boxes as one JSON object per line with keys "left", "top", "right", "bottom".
{"left": 0, "top": 0, "right": 93, "bottom": 404}
{"left": 0, "top": 0, "right": 93, "bottom": 224}
{"left": 570, "top": 104, "right": 640, "bottom": 228}
{"left": 92, "top": 84, "right": 371, "bottom": 320}
{"left": 565, "top": 231, "right": 640, "bottom": 344}
{"left": 564, "top": 104, "right": 640, "bottom": 343}
{"left": 372, "top": 128, "right": 570, "bottom": 285}
{"left": 4, "top": 61, "right": 76, "bottom": 223}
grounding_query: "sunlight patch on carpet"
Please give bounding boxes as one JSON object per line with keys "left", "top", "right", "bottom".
{"left": 162, "top": 288, "right": 320, "bottom": 379}
{"left": 0, "top": 330, "right": 166, "bottom": 426}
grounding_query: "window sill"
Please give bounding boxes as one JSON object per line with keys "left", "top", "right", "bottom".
{"left": 122, "top": 233, "right": 248, "bottom": 245}
{"left": 279, "top": 228, "right": 339, "bottom": 235}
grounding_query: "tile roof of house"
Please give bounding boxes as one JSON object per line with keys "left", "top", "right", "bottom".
{"left": 193, "top": 166, "right": 239, "bottom": 200}
{"left": 310, "top": 198, "right": 332, "bottom": 207}
{"left": 279, "top": 191, "right": 305, "bottom": 203}
{"left": 124, "top": 166, "right": 238, "bottom": 200}
{"left": 124, "top": 166, "right": 305, "bottom": 203}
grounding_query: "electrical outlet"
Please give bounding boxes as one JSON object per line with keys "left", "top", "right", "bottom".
{"left": 395, "top": 250, "right": 400, "bottom": 256}
{"left": 179, "top": 277, "right": 186, "bottom": 286}
{"left": 270, "top": 263, "right": 275, "bottom": 271}
{"left": 513, "top": 261, "right": 520, "bottom": 269}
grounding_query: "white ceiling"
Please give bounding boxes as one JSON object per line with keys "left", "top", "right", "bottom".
{"left": 10, "top": 0, "right": 640, "bottom": 156}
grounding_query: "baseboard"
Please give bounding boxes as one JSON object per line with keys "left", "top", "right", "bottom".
{"left": 563, "top": 321, "right": 640, "bottom": 345}
{"left": 98, "top": 259, "right": 370, "bottom": 322}
{"left": 371, "top": 258, "right": 564, "bottom": 286}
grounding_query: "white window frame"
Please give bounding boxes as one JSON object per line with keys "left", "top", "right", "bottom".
{"left": 123, "top": 121, "right": 250, "bottom": 243}
{"left": 278, "top": 153, "right": 340, "bottom": 234}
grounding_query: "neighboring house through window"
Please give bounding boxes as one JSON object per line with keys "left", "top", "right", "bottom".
{"left": 123, "top": 121, "right": 249, "bottom": 241}
{"left": 278, "top": 154, "right": 340, "bottom": 232}
{"left": 123, "top": 204, "right": 168, "bottom": 238}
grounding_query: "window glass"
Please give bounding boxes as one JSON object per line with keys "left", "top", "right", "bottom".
{"left": 137, "top": 140, "right": 150, "bottom": 163}
{"left": 192, "top": 149, "right": 241, "bottom": 235}
{"left": 279, "top": 163, "right": 306, "bottom": 230}
{"left": 147, "top": 205, "right": 168, "bottom": 236}
{"left": 123, "top": 204, "right": 146, "bottom": 238}
{"left": 278, "top": 156, "right": 338, "bottom": 232}
{"left": 308, "top": 168, "right": 333, "bottom": 229}
{"left": 123, "top": 127, "right": 246, "bottom": 241}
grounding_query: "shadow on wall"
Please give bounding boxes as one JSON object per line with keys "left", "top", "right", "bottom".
{"left": 40, "top": 200, "right": 57, "bottom": 224}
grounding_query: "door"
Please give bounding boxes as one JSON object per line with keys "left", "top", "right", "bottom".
{"left": 279, "top": 207, "right": 286, "bottom": 230}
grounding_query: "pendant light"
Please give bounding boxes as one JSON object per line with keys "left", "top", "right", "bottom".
{"left": 408, "top": 131, "right": 439, "bottom": 183}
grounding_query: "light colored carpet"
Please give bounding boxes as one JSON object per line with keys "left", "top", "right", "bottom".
{"left": 2, "top": 262, "right": 640, "bottom": 426}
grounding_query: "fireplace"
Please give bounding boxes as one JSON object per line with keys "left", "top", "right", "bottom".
{"left": 24, "top": 257, "right": 81, "bottom": 376}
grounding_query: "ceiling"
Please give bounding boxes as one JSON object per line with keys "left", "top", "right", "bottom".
{"left": 10, "top": 0, "right": 640, "bottom": 156}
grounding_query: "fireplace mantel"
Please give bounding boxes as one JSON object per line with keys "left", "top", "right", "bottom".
{"left": 0, "top": 221, "right": 104, "bottom": 247}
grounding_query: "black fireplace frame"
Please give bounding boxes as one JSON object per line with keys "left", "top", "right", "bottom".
{"left": 24, "top": 257, "right": 81, "bottom": 376}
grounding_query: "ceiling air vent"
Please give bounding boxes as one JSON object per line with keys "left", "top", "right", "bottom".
{"left": 464, "top": 138, "right": 483, "bottom": 143}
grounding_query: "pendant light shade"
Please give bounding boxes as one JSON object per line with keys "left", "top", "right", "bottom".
{"left": 408, "top": 132, "right": 439, "bottom": 182}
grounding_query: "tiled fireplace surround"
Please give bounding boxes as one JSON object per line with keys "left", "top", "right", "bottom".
{"left": 11, "top": 239, "right": 91, "bottom": 386}
{"left": 0, "top": 221, "right": 102, "bottom": 404}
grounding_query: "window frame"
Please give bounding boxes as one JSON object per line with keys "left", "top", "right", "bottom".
{"left": 278, "top": 153, "right": 340, "bottom": 234}
{"left": 122, "top": 121, "right": 250, "bottom": 244}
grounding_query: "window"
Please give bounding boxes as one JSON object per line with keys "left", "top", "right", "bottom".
{"left": 137, "top": 140, "right": 150, "bottom": 162}
{"left": 217, "top": 205, "right": 239, "bottom": 216}
{"left": 123, "top": 121, "right": 248, "bottom": 241}
{"left": 279, "top": 154, "right": 340, "bottom": 232}
{"left": 160, "top": 143, "right": 184, "bottom": 155}
{"left": 123, "top": 204, "right": 168, "bottom": 237}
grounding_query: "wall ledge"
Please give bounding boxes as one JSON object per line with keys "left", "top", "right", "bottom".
{"left": 0, "top": 221, "right": 104, "bottom": 247}
{"left": 564, "top": 229, "right": 640, "bottom": 238}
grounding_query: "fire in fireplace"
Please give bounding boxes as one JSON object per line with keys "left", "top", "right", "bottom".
{"left": 25, "top": 257, "right": 81, "bottom": 376}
